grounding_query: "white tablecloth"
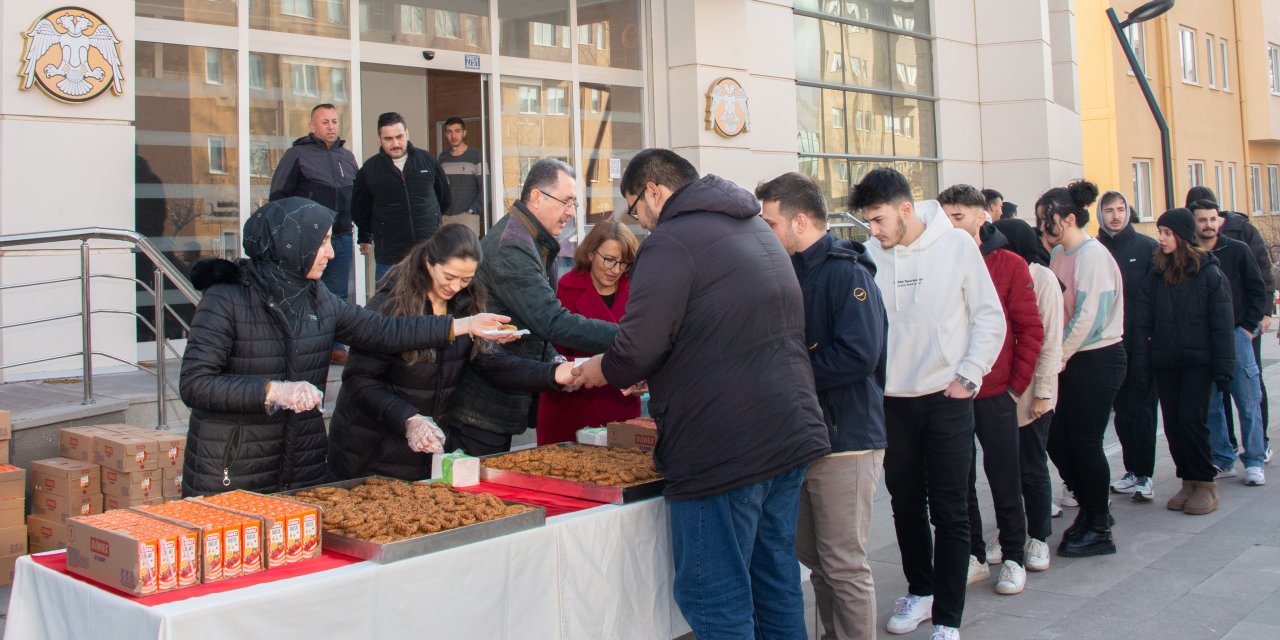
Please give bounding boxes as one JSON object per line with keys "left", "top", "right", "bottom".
{"left": 4, "top": 498, "right": 692, "bottom": 640}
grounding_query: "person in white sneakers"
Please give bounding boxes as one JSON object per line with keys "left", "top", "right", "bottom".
{"left": 852, "top": 168, "right": 1005, "bottom": 640}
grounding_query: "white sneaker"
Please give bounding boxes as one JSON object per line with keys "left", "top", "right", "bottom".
{"left": 995, "top": 560, "right": 1026, "bottom": 595}
{"left": 1131, "top": 476, "right": 1154, "bottom": 501}
{"left": 1025, "top": 537, "right": 1050, "bottom": 571}
{"left": 1216, "top": 465, "right": 1238, "bottom": 479}
{"left": 1060, "top": 483, "right": 1079, "bottom": 507}
{"left": 1246, "top": 466, "right": 1266, "bottom": 486}
{"left": 1110, "top": 471, "right": 1138, "bottom": 493}
{"left": 1266, "top": 447, "right": 1274, "bottom": 464}
{"left": 966, "top": 555, "right": 989, "bottom": 586}
{"left": 886, "top": 594, "right": 933, "bottom": 634}
{"left": 986, "top": 539, "right": 1003, "bottom": 565}
{"left": 1050, "top": 502, "right": 1063, "bottom": 518}
{"left": 930, "top": 625, "right": 960, "bottom": 640}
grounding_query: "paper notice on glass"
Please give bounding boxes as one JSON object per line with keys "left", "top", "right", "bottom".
{"left": 609, "top": 158, "right": 622, "bottom": 179}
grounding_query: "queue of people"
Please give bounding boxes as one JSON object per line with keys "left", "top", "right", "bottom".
{"left": 180, "top": 102, "right": 1274, "bottom": 640}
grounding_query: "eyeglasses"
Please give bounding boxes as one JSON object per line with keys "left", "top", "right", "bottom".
{"left": 593, "top": 251, "right": 632, "bottom": 272}
{"left": 540, "top": 190, "right": 579, "bottom": 211}
{"left": 624, "top": 195, "right": 640, "bottom": 221}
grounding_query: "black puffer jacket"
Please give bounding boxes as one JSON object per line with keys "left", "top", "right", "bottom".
{"left": 1221, "top": 210, "right": 1275, "bottom": 305}
{"left": 600, "top": 175, "right": 831, "bottom": 500}
{"left": 1098, "top": 222, "right": 1158, "bottom": 351}
{"left": 269, "top": 134, "right": 359, "bottom": 235}
{"left": 351, "top": 143, "right": 452, "bottom": 266}
{"left": 327, "top": 282, "right": 559, "bottom": 482}
{"left": 1131, "top": 253, "right": 1235, "bottom": 383}
{"left": 179, "top": 259, "right": 453, "bottom": 496}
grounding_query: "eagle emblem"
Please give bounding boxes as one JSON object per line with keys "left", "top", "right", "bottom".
{"left": 705, "top": 78, "right": 750, "bottom": 137}
{"left": 19, "top": 8, "right": 124, "bottom": 103}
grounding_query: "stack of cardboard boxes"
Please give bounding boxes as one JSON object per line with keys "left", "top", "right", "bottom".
{"left": 0, "top": 463, "right": 25, "bottom": 584}
{"left": 0, "top": 410, "right": 12, "bottom": 464}
{"left": 27, "top": 457, "right": 100, "bottom": 549}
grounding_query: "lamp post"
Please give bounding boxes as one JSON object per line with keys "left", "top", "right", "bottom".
{"left": 1107, "top": 0, "right": 1176, "bottom": 211}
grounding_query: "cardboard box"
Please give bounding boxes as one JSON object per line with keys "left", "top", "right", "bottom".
{"left": 0, "top": 465, "right": 24, "bottom": 500}
{"left": 27, "top": 515, "right": 67, "bottom": 550}
{"left": 0, "top": 554, "right": 17, "bottom": 586}
{"left": 94, "top": 433, "right": 159, "bottom": 472}
{"left": 0, "top": 410, "right": 11, "bottom": 440}
{"left": 162, "top": 468, "right": 183, "bottom": 498}
{"left": 32, "top": 493, "right": 102, "bottom": 522}
{"left": 196, "top": 491, "right": 321, "bottom": 567}
{"left": 104, "top": 494, "right": 163, "bottom": 511}
{"left": 101, "top": 468, "right": 161, "bottom": 500}
{"left": 143, "top": 432, "right": 185, "bottom": 470}
{"left": 139, "top": 501, "right": 266, "bottom": 582}
{"left": 606, "top": 418, "right": 658, "bottom": 451}
{"left": 0, "top": 525, "right": 26, "bottom": 556}
{"left": 0, "top": 440, "right": 9, "bottom": 466}
{"left": 65, "top": 513, "right": 198, "bottom": 596}
{"left": 58, "top": 426, "right": 124, "bottom": 462}
{"left": 0, "top": 498, "right": 22, "bottom": 529}
{"left": 29, "top": 544, "right": 59, "bottom": 555}
{"left": 31, "top": 458, "right": 101, "bottom": 497}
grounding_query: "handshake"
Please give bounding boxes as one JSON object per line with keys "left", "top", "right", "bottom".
{"left": 555, "top": 355, "right": 647, "bottom": 396}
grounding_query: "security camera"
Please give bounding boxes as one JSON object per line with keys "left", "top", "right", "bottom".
{"left": 422, "top": 50, "right": 436, "bottom": 61}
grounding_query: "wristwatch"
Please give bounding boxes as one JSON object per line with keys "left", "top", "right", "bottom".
{"left": 955, "top": 375, "right": 978, "bottom": 395}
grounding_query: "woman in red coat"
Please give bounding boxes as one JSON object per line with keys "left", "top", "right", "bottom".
{"left": 537, "top": 220, "right": 641, "bottom": 444}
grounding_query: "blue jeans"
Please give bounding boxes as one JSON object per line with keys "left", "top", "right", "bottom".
{"left": 668, "top": 465, "right": 808, "bottom": 640}
{"left": 1209, "top": 327, "right": 1265, "bottom": 469}
{"left": 320, "top": 232, "right": 353, "bottom": 350}
{"left": 375, "top": 262, "right": 393, "bottom": 282}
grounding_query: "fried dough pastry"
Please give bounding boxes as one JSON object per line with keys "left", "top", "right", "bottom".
{"left": 482, "top": 444, "right": 660, "bottom": 486}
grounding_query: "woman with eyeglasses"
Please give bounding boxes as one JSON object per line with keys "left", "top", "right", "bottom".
{"left": 537, "top": 220, "right": 643, "bottom": 445}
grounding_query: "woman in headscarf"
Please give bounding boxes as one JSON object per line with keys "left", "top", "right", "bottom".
{"left": 179, "top": 198, "right": 511, "bottom": 496}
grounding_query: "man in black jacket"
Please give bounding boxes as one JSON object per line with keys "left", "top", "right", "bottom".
{"left": 758, "top": 172, "right": 887, "bottom": 639}
{"left": 575, "top": 150, "right": 830, "bottom": 639}
{"left": 270, "top": 103, "right": 360, "bottom": 363}
{"left": 1191, "top": 200, "right": 1269, "bottom": 486}
{"left": 352, "top": 112, "right": 452, "bottom": 280}
{"left": 1098, "top": 191, "right": 1161, "bottom": 500}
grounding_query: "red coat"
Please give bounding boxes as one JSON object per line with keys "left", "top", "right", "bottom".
{"left": 536, "top": 269, "right": 641, "bottom": 444}
{"left": 978, "top": 248, "right": 1045, "bottom": 398}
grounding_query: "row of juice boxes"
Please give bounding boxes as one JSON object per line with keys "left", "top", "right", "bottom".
{"left": 64, "top": 490, "right": 320, "bottom": 596}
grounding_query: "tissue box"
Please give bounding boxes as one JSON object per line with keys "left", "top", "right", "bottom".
{"left": 576, "top": 427, "right": 609, "bottom": 446}
{"left": 431, "top": 451, "right": 479, "bottom": 487}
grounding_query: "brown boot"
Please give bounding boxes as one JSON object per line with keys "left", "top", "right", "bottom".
{"left": 1183, "top": 481, "right": 1220, "bottom": 515}
{"left": 1166, "top": 480, "right": 1195, "bottom": 511}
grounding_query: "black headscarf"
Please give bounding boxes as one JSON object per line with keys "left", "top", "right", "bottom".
{"left": 242, "top": 197, "right": 335, "bottom": 333}
{"left": 993, "top": 218, "right": 1050, "bottom": 268}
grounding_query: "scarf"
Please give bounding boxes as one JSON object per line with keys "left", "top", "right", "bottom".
{"left": 242, "top": 198, "right": 335, "bottom": 333}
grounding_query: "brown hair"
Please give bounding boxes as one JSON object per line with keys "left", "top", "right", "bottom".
{"left": 572, "top": 220, "right": 639, "bottom": 274}
{"left": 1153, "top": 234, "right": 1205, "bottom": 286}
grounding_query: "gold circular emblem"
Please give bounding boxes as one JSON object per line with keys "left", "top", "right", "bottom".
{"left": 19, "top": 7, "right": 125, "bottom": 103}
{"left": 852, "top": 288, "right": 868, "bottom": 302}
{"left": 705, "top": 78, "right": 750, "bottom": 137}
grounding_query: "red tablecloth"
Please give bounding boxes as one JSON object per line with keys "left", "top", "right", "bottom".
{"left": 30, "top": 548, "right": 361, "bottom": 607}
{"left": 454, "top": 482, "right": 602, "bottom": 517}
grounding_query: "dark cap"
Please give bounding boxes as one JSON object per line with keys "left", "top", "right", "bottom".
{"left": 1157, "top": 208, "right": 1197, "bottom": 245}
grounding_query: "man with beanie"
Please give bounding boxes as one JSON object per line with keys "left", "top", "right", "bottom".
{"left": 1097, "top": 191, "right": 1161, "bottom": 500}
{"left": 1189, "top": 200, "right": 1268, "bottom": 486}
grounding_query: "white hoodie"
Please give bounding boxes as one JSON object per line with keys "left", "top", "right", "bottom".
{"left": 868, "top": 200, "right": 1007, "bottom": 397}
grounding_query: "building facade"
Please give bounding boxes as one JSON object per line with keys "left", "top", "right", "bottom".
{"left": 0, "top": 0, "right": 1079, "bottom": 383}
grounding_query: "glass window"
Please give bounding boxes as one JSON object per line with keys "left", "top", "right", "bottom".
{"left": 1270, "top": 166, "right": 1280, "bottom": 212}
{"left": 795, "top": 0, "right": 930, "bottom": 35}
{"left": 501, "top": 1, "right": 571, "bottom": 62}
{"left": 891, "top": 97, "right": 934, "bottom": 157}
{"left": 1229, "top": 163, "right": 1239, "bottom": 210}
{"left": 137, "top": 0, "right": 238, "bottom": 26}
{"left": 500, "top": 77, "right": 573, "bottom": 213}
{"left": 577, "top": 0, "right": 640, "bottom": 70}
{"left": 362, "top": 2, "right": 489, "bottom": 51}
{"left": 894, "top": 160, "right": 938, "bottom": 200}
{"left": 1270, "top": 45, "right": 1280, "bottom": 94}
{"left": 327, "top": 0, "right": 345, "bottom": 24}
{"left": 1205, "top": 35, "right": 1216, "bottom": 87}
{"left": 1215, "top": 162, "right": 1223, "bottom": 203}
{"left": 1124, "top": 22, "right": 1145, "bottom": 76}
{"left": 249, "top": 54, "right": 266, "bottom": 90}
{"left": 435, "top": 9, "right": 460, "bottom": 38}
{"left": 282, "top": 0, "right": 315, "bottom": 18}
{"left": 547, "top": 87, "right": 568, "bottom": 115}
{"left": 401, "top": 5, "right": 427, "bottom": 35}
{"left": 204, "top": 48, "right": 223, "bottom": 85}
{"left": 1132, "top": 160, "right": 1153, "bottom": 220}
{"left": 890, "top": 34, "right": 932, "bottom": 95}
{"left": 1179, "top": 28, "right": 1198, "bottom": 84}
{"left": 1221, "top": 38, "right": 1231, "bottom": 90}
{"left": 252, "top": 0, "right": 348, "bottom": 37}
{"left": 1188, "top": 161, "right": 1205, "bottom": 188}
{"left": 248, "top": 54, "right": 351, "bottom": 208}
{"left": 208, "top": 136, "right": 228, "bottom": 174}
{"left": 844, "top": 25, "right": 890, "bottom": 89}
{"left": 579, "top": 84, "right": 643, "bottom": 227}
{"left": 1251, "top": 164, "right": 1263, "bottom": 213}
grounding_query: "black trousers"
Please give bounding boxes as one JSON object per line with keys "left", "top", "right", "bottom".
{"left": 1019, "top": 411, "right": 1054, "bottom": 541}
{"left": 1048, "top": 343, "right": 1127, "bottom": 515}
{"left": 1155, "top": 366, "right": 1218, "bottom": 482}
{"left": 967, "top": 393, "right": 1026, "bottom": 564}
{"left": 1112, "top": 372, "right": 1160, "bottom": 478}
{"left": 884, "top": 392, "right": 974, "bottom": 629}
{"left": 443, "top": 420, "right": 513, "bottom": 456}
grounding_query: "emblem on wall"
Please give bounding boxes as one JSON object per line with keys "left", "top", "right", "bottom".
{"left": 19, "top": 7, "right": 125, "bottom": 103}
{"left": 705, "top": 78, "right": 750, "bottom": 137}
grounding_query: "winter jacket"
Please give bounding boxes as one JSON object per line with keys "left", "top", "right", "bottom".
{"left": 1221, "top": 210, "right": 1275, "bottom": 307}
{"left": 450, "top": 201, "right": 618, "bottom": 435}
{"left": 269, "top": 134, "right": 359, "bottom": 235}
{"left": 866, "top": 200, "right": 1007, "bottom": 397}
{"left": 1131, "top": 253, "right": 1235, "bottom": 383}
{"left": 179, "top": 258, "right": 454, "bottom": 496}
{"left": 536, "top": 269, "right": 640, "bottom": 445}
{"left": 1097, "top": 222, "right": 1158, "bottom": 355}
{"left": 326, "top": 283, "right": 558, "bottom": 482}
{"left": 1051, "top": 238, "right": 1125, "bottom": 361}
{"left": 1015, "top": 264, "right": 1064, "bottom": 425}
{"left": 1207, "top": 235, "right": 1267, "bottom": 334}
{"left": 792, "top": 232, "right": 887, "bottom": 452}
{"left": 599, "top": 175, "right": 831, "bottom": 500}
{"left": 351, "top": 143, "right": 453, "bottom": 266}
{"left": 977, "top": 224, "right": 1045, "bottom": 399}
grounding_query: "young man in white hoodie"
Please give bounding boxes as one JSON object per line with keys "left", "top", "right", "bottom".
{"left": 851, "top": 168, "right": 1006, "bottom": 640}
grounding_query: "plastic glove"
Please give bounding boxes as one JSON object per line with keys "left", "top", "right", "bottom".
{"left": 265, "top": 380, "right": 323, "bottom": 414}
{"left": 406, "top": 415, "right": 445, "bottom": 454}
{"left": 1215, "top": 376, "right": 1232, "bottom": 395}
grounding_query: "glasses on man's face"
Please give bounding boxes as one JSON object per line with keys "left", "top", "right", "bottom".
{"left": 593, "top": 251, "right": 632, "bottom": 272}
{"left": 541, "top": 190, "right": 579, "bottom": 211}
{"left": 623, "top": 195, "right": 640, "bottom": 221}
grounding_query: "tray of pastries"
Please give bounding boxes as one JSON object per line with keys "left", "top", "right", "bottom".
{"left": 480, "top": 443, "right": 664, "bottom": 504}
{"left": 280, "top": 477, "right": 544, "bottom": 563}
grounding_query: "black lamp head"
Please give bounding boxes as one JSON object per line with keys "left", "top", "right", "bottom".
{"left": 1119, "top": 0, "right": 1175, "bottom": 28}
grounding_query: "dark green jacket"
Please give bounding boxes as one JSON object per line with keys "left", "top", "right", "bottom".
{"left": 450, "top": 202, "right": 618, "bottom": 434}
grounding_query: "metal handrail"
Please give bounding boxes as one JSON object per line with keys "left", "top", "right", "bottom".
{"left": 0, "top": 227, "right": 202, "bottom": 429}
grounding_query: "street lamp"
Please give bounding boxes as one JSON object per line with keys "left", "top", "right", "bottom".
{"left": 1108, "top": 0, "right": 1176, "bottom": 211}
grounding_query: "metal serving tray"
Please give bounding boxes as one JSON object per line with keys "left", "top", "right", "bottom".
{"left": 479, "top": 444, "right": 665, "bottom": 505}
{"left": 278, "top": 477, "right": 545, "bottom": 564}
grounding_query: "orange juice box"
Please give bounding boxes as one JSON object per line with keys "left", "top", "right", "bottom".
{"left": 196, "top": 491, "right": 320, "bottom": 565}
{"left": 66, "top": 516, "right": 159, "bottom": 595}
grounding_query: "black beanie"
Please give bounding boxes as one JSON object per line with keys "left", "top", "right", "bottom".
{"left": 1157, "top": 208, "right": 1197, "bottom": 245}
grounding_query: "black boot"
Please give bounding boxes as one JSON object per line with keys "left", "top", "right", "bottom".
{"left": 1061, "top": 509, "right": 1089, "bottom": 544}
{"left": 1058, "top": 511, "right": 1117, "bottom": 558}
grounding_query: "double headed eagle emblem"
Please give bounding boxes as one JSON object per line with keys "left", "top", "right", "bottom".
{"left": 19, "top": 9, "right": 124, "bottom": 102}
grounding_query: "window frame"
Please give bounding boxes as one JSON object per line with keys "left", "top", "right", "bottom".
{"left": 1124, "top": 22, "right": 1147, "bottom": 77}
{"left": 1188, "top": 160, "right": 1206, "bottom": 188}
{"left": 1220, "top": 38, "right": 1232, "bottom": 91}
{"left": 1179, "top": 27, "right": 1199, "bottom": 85}
{"left": 517, "top": 85, "right": 541, "bottom": 114}
{"left": 1250, "top": 164, "right": 1264, "bottom": 214}
{"left": 208, "top": 136, "right": 228, "bottom": 175}
{"left": 281, "top": 0, "right": 315, "bottom": 20}
{"left": 1132, "top": 159, "right": 1154, "bottom": 222}
{"left": 1269, "top": 45, "right": 1280, "bottom": 95}
{"left": 204, "top": 48, "right": 223, "bottom": 85}
{"left": 546, "top": 86, "right": 568, "bottom": 116}
{"left": 1205, "top": 34, "right": 1216, "bottom": 88}
{"left": 1270, "top": 165, "right": 1280, "bottom": 213}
